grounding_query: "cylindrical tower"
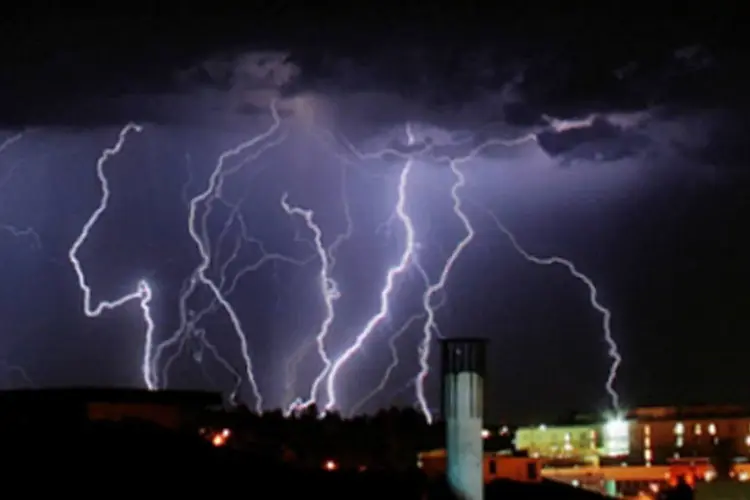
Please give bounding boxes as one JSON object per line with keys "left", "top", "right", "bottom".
{"left": 441, "top": 338, "right": 487, "bottom": 500}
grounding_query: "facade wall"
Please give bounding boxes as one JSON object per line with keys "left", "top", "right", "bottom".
{"left": 631, "top": 417, "right": 750, "bottom": 464}
{"left": 515, "top": 407, "right": 750, "bottom": 465}
{"left": 515, "top": 424, "right": 600, "bottom": 460}
{"left": 419, "top": 450, "right": 541, "bottom": 484}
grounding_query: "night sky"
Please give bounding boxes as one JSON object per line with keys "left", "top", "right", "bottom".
{"left": 1, "top": 4, "right": 748, "bottom": 424}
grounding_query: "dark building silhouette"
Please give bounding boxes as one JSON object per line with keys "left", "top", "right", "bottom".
{"left": 0, "top": 387, "right": 221, "bottom": 431}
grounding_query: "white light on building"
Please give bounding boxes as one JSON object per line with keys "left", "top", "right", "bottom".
{"left": 603, "top": 418, "right": 630, "bottom": 457}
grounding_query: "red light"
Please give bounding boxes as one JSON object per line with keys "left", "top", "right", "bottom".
{"left": 324, "top": 460, "right": 337, "bottom": 471}
{"left": 212, "top": 434, "right": 226, "bottom": 447}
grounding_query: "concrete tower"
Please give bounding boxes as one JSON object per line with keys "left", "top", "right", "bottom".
{"left": 441, "top": 338, "right": 487, "bottom": 500}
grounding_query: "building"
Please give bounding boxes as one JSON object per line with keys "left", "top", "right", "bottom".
{"left": 514, "top": 405, "right": 750, "bottom": 466}
{"left": 0, "top": 388, "right": 222, "bottom": 432}
{"left": 419, "top": 448, "right": 542, "bottom": 484}
{"left": 628, "top": 405, "right": 750, "bottom": 465}
{"left": 515, "top": 424, "right": 600, "bottom": 463}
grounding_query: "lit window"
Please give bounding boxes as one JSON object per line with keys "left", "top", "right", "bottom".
{"left": 644, "top": 425, "right": 651, "bottom": 436}
{"left": 676, "top": 436, "right": 684, "bottom": 448}
{"left": 674, "top": 422, "right": 684, "bottom": 435}
{"left": 709, "top": 423, "right": 717, "bottom": 436}
{"left": 695, "top": 424, "right": 702, "bottom": 435}
{"left": 746, "top": 435, "right": 750, "bottom": 447}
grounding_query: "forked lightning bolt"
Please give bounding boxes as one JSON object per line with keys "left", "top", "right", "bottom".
{"left": 67, "top": 123, "right": 157, "bottom": 389}
{"left": 324, "top": 123, "right": 420, "bottom": 412}
{"left": 486, "top": 209, "right": 622, "bottom": 411}
{"left": 158, "top": 160, "right": 312, "bottom": 402}
{"left": 349, "top": 312, "right": 424, "bottom": 415}
{"left": 409, "top": 112, "right": 633, "bottom": 421}
{"left": 414, "top": 153, "right": 476, "bottom": 424}
{"left": 152, "top": 101, "right": 282, "bottom": 412}
{"left": 283, "top": 163, "right": 353, "bottom": 413}
{"left": 281, "top": 193, "right": 340, "bottom": 412}
{"left": 350, "top": 255, "right": 445, "bottom": 416}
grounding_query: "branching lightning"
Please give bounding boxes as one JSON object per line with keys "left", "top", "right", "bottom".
{"left": 323, "top": 123, "right": 420, "bottom": 412}
{"left": 349, "top": 312, "right": 423, "bottom": 416}
{"left": 151, "top": 101, "right": 284, "bottom": 412}
{"left": 414, "top": 153, "right": 476, "bottom": 424}
{"left": 351, "top": 254, "right": 445, "bottom": 416}
{"left": 485, "top": 209, "right": 622, "bottom": 411}
{"left": 159, "top": 178, "right": 313, "bottom": 401}
{"left": 280, "top": 193, "right": 341, "bottom": 412}
{"left": 405, "top": 114, "right": 632, "bottom": 420}
{"left": 67, "top": 123, "right": 157, "bottom": 389}
{"left": 1, "top": 105, "right": 630, "bottom": 417}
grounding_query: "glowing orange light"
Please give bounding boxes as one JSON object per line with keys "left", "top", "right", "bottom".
{"left": 324, "top": 460, "right": 337, "bottom": 471}
{"left": 212, "top": 434, "right": 226, "bottom": 447}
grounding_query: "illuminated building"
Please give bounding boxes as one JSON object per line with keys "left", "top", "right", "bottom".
{"left": 515, "top": 424, "right": 601, "bottom": 463}
{"left": 514, "top": 405, "right": 750, "bottom": 465}
{"left": 628, "top": 405, "right": 750, "bottom": 464}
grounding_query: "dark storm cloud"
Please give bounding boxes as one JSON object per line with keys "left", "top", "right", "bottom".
{"left": 158, "top": 42, "right": 743, "bottom": 168}
{"left": 0, "top": 12, "right": 745, "bottom": 172}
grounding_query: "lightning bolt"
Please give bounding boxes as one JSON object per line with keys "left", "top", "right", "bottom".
{"left": 284, "top": 337, "right": 317, "bottom": 411}
{"left": 350, "top": 254, "right": 446, "bottom": 416}
{"left": 282, "top": 163, "right": 354, "bottom": 414}
{"left": 349, "top": 312, "right": 423, "bottom": 416}
{"left": 0, "top": 133, "right": 23, "bottom": 155}
{"left": 67, "top": 123, "right": 157, "bottom": 390}
{"left": 190, "top": 327, "right": 243, "bottom": 403}
{"left": 485, "top": 209, "right": 622, "bottom": 411}
{"left": 414, "top": 153, "right": 476, "bottom": 424}
{"left": 407, "top": 112, "right": 636, "bottom": 420}
{"left": 152, "top": 101, "right": 283, "bottom": 412}
{"left": 0, "top": 225, "right": 41, "bottom": 249}
{"left": 324, "top": 123, "right": 420, "bottom": 412}
{"left": 0, "top": 360, "right": 34, "bottom": 388}
{"left": 280, "top": 193, "right": 341, "bottom": 413}
{"left": 1, "top": 133, "right": 41, "bottom": 250}
{"left": 156, "top": 127, "right": 311, "bottom": 405}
